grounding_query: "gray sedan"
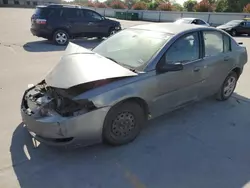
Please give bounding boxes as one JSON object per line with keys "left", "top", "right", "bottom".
{"left": 21, "top": 23, "right": 248, "bottom": 147}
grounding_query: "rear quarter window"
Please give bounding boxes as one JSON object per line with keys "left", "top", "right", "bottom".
{"left": 34, "top": 8, "right": 55, "bottom": 18}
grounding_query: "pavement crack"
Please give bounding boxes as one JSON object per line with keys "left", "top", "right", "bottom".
{"left": 186, "top": 130, "right": 236, "bottom": 162}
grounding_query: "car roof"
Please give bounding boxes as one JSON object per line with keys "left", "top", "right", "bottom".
{"left": 130, "top": 23, "right": 210, "bottom": 35}
{"left": 179, "top": 17, "right": 196, "bottom": 20}
{"left": 36, "top": 4, "right": 91, "bottom": 10}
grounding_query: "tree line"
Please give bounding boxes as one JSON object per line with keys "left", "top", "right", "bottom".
{"left": 66, "top": 0, "right": 250, "bottom": 13}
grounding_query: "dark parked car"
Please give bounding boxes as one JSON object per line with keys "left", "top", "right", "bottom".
{"left": 30, "top": 4, "right": 122, "bottom": 45}
{"left": 216, "top": 20, "right": 250, "bottom": 36}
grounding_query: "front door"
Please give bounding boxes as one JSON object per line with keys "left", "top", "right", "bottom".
{"left": 83, "top": 10, "right": 108, "bottom": 37}
{"left": 151, "top": 32, "right": 206, "bottom": 117}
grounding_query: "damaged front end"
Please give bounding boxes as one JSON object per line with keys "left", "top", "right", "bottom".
{"left": 22, "top": 78, "right": 117, "bottom": 119}
{"left": 20, "top": 43, "right": 138, "bottom": 145}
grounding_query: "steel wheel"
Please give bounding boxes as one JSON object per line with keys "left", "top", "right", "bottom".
{"left": 111, "top": 112, "right": 136, "bottom": 138}
{"left": 103, "top": 102, "right": 145, "bottom": 146}
{"left": 216, "top": 71, "right": 238, "bottom": 101}
{"left": 53, "top": 30, "right": 69, "bottom": 46}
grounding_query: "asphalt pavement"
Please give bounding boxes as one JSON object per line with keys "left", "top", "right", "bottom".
{"left": 0, "top": 7, "right": 250, "bottom": 188}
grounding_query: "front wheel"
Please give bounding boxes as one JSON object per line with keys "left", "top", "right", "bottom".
{"left": 108, "top": 28, "right": 117, "bottom": 36}
{"left": 53, "top": 30, "right": 69, "bottom": 46}
{"left": 231, "top": 30, "right": 237, "bottom": 36}
{"left": 216, "top": 72, "right": 238, "bottom": 101}
{"left": 103, "top": 102, "right": 145, "bottom": 146}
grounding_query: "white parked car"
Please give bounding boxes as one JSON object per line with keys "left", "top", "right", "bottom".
{"left": 174, "top": 18, "right": 210, "bottom": 26}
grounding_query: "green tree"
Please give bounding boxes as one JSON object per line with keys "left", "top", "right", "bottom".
{"left": 183, "top": 0, "right": 198, "bottom": 11}
{"left": 124, "top": 0, "right": 137, "bottom": 9}
{"left": 194, "top": 0, "right": 214, "bottom": 12}
{"left": 172, "top": 3, "right": 183, "bottom": 11}
{"left": 224, "top": 0, "right": 241, "bottom": 12}
{"left": 215, "top": 0, "right": 228, "bottom": 12}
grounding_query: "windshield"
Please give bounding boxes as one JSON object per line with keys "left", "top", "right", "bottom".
{"left": 92, "top": 29, "right": 171, "bottom": 70}
{"left": 225, "top": 20, "right": 243, "bottom": 26}
{"left": 175, "top": 19, "right": 192, "bottom": 24}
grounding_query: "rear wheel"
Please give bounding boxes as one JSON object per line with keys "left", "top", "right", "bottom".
{"left": 53, "top": 30, "right": 69, "bottom": 46}
{"left": 216, "top": 72, "right": 238, "bottom": 101}
{"left": 103, "top": 102, "right": 145, "bottom": 146}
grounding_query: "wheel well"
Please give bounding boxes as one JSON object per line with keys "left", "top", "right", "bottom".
{"left": 232, "top": 67, "right": 241, "bottom": 78}
{"left": 116, "top": 97, "right": 150, "bottom": 119}
{"left": 52, "top": 28, "right": 70, "bottom": 38}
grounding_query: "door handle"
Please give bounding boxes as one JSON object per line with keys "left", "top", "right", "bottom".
{"left": 224, "top": 56, "right": 230, "bottom": 61}
{"left": 193, "top": 67, "right": 200, "bottom": 72}
{"left": 88, "top": 22, "right": 94, "bottom": 25}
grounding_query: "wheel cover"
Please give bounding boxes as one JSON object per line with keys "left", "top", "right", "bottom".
{"left": 55, "top": 32, "right": 67, "bottom": 44}
{"left": 223, "top": 76, "right": 236, "bottom": 97}
{"left": 111, "top": 112, "right": 136, "bottom": 138}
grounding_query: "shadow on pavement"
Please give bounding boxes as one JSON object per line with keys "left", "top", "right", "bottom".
{"left": 10, "top": 93, "right": 250, "bottom": 188}
{"left": 23, "top": 38, "right": 103, "bottom": 52}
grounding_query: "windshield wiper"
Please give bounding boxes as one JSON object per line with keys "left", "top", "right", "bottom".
{"left": 105, "top": 56, "right": 140, "bottom": 73}
{"left": 105, "top": 56, "right": 119, "bottom": 64}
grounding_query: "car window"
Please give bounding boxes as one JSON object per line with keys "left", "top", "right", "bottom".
{"left": 240, "top": 22, "right": 246, "bottom": 26}
{"left": 192, "top": 20, "right": 197, "bottom": 24}
{"left": 84, "top": 10, "right": 102, "bottom": 21}
{"left": 164, "top": 32, "right": 199, "bottom": 64}
{"left": 63, "top": 8, "right": 82, "bottom": 19}
{"left": 203, "top": 31, "right": 223, "bottom": 57}
{"left": 197, "top": 19, "right": 206, "bottom": 25}
{"left": 223, "top": 35, "right": 231, "bottom": 52}
{"left": 246, "top": 22, "right": 250, "bottom": 27}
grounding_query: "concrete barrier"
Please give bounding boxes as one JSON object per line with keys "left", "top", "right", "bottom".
{"left": 90, "top": 8, "right": 250, "bottom": 26}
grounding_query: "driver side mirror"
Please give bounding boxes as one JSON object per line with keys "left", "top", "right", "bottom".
{"left": 101, "top": 16, "right": 105, "bottom": 20}
{"left": 157, "top": 62, "right": 183, "bottom": 73}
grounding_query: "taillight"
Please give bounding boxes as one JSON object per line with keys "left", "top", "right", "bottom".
{"left": 36, "top": 19, "right": 47, "bottom": 25}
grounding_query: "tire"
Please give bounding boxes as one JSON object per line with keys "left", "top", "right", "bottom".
{"left": 108, "top": 27, "right": 116, "bottom": 37}
{"left": 231, "top": 30, "right": 237, "bottom": 36}
{"left": 103, "top": 101, "right": 145, "bottom": 146}
{"left": 53, "top": 29, "right": 69, "bottom": 46}
{"left": 216, "top": 71, "right": 238, "bottom": 101}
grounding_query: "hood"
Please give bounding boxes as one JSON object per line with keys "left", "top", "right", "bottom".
{"left": 45, "top": 42, "right": 137, "bottom": 89}
{"left": 106, "top": 18, "right": 120, "bottom": 25}
{"left": 217, "top": 24, "right": 236, "bottom": 29}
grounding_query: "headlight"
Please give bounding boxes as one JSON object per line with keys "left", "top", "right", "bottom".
{"left": 115, "top": 24, "right": 121, "bottom": 30}
{"left": 54, "top": 97, "right": 96, "bottom": 117}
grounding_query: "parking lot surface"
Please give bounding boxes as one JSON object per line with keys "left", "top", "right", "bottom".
{"left": 1, "top": 7, "right": 250, "bottom": 188}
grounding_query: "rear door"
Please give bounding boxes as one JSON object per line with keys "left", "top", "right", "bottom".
{"left": 62, "top": 8, "right": 84, "bottom": 35}
{"left": 199, "top": 30, "right": 234, "bottom": 97}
